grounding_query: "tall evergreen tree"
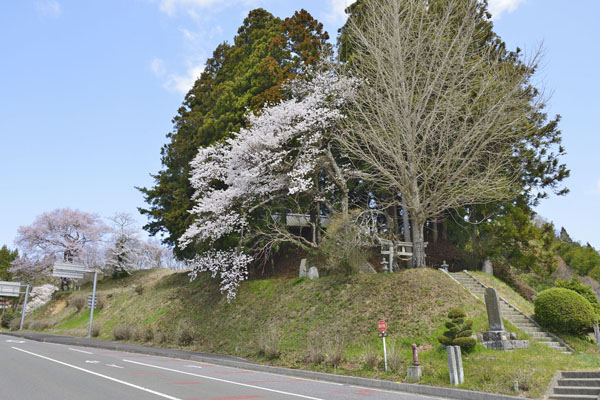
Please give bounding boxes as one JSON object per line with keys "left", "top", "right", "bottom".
{"left": 138, "top": 9, "right": 330, "bottom": 258}
{"left": 0, "top": 245, "right": 18, "bottom": 281}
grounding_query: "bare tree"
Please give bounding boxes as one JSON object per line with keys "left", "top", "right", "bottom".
{"left": 337, "top": 0, "right": 542, "bottom": 267}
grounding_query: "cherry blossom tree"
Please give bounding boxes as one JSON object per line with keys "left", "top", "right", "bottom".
{"left": 105, "top": 213, "right": 140, "bottom": 278}
{"left": 12, "top": 208, "right": 109, "bottom": 288}
{"left": 181, "top": 68, "right": 356, "bottom": 300}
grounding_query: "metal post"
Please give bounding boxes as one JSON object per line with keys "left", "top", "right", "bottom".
{"left": 382, "top": 336, "right": 388, "bottom": 372}
{"left": 19, "top": 285, "right": 30, "bottom": 331}
{"left": 87, "top": 270, "right": 98, "bottom": 338}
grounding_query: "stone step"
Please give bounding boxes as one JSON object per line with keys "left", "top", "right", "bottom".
{"left": 563, "top": 372, "right": 600, "bottom": 379}
{"left": 558, "top": 379, "right": 600, "bottom": 387}
{"left": 549, "top": 395, "right": 599, "bottom": 400}
{"left": 539, "top": 341, "right": 563, "bottom": 348}
{"left": 528, "top": 332, "right": 553, "bottom": 339}
{"left": 517, "top": 328, "right": 543, "bottom": 334}
{"left": 554, "top": 387, "right": 600, "bottom": 395}
{"left": 504, "top": 313, "right": 528, "bottom": 318}
{"left": 505, "top": 314, "right": 529, "bottom": 319}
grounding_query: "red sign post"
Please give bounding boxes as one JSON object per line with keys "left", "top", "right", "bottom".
{"left": 377, "top": 320, "right": 388, "bottom": 372}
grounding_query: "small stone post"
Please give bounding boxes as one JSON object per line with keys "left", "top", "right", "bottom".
{"left": 453, "top": 345, "right": 464, "bottom": 384}
{"left": 446, "top": 346, "right": 458, "bottom": 385}
{"left": 594, "top": 324, "right": 600, "bottom": 349}
{"left": 406, "top": 343, "right": 422, "bottom": 381}
{"left": 446, "top": 346, "right": 464, "bottom": 385}
{"left": 299, "top": 259, "right": 307, "bottom": 278}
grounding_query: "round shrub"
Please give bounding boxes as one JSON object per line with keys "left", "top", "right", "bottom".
{"left": 534, "top": 287, "right": 598, "bottom": 335}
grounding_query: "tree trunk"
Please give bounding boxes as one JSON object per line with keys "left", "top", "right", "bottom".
{"left": 432, "top": 218, "right": 439, "bottom": 243}
{"left": 386, "top": 205, "right": 396, "bottom": 235}
{"left": 412, "top": 217, "right": 426, "bottom": 268}
{"left": 401, "top": 198, "right": 411, "bottom": 243}
{"left": 441, "top": 219, "right": 448, "bottom": 241}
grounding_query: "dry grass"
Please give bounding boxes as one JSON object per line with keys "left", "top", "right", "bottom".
{"left": 258, "top": 330, "right": 281, "bottom": 360}
{"left": 112, "top": 324, "right": 134, "bottom": 340}
{"left": 68, "top": 295, "right": 87, "bottom": 311}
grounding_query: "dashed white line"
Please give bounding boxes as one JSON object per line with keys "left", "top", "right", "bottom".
{"left": 123, "top": 359, "right": 326, "bottom": 400}
{"left": 69, "top": 348, "right": 93, "bottom": 355}
{"left": 11, "top": 347, "right": 181, "bottom": 400}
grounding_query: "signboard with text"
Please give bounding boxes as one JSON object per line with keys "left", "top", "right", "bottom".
{"left": 0, "top": 281, "right": 21, "bottom": 297}
{"left": 52, "top": 262, "right": 88, "bottom": 279}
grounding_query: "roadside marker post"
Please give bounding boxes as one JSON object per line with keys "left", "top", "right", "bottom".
{"left": 87, "top": 269, "right": 98, "bottom": 338}
{"left": 377, "top": 320, "right": 388, "bottom": 372}
{"left": 19, "top": 284, "right": 30, "bottom": 331}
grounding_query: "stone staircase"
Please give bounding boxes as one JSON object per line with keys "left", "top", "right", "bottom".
{"left": 448, "top": 271, "right": 572, "bottom": 354}
{"left": 547, "top": 371, "right": 600, "bottom": 400}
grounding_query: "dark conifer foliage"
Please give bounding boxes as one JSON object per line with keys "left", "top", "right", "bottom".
{"left": 138, "top": 9, "right": 330, "bottom": 258}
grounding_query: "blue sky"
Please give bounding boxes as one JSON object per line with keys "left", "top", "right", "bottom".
{"left": 0, "top": 0, "right": 598, "bottom": 250}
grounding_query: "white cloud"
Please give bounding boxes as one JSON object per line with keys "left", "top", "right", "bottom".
{"left": 35, "top": 0, "right": 62, "bottom": 18}
{"left": 150, "top": 58, "right": 167, "bottom": 77}
{"left": 325, "top": 0, "right": 357, "bottom": 23}
{"left": 159, "top": 0, "right": 262, "bottom": 16}
{"left": 165, "top": 64, "right": 204, "bottom": 94}
{"left": 487, "top": 0, "right": 527, "bottom": 20}
{"left": 150, "top": 58, "right": 204, "bottom": 94}
{"left": 159, "top": 0, "right": 219, "bottom": 16}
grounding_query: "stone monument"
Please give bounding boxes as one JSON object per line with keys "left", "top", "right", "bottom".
{"left": 308, "top": 266, "right": 319, "bottom": 280}
{"left": 482, "top": 287, "right": 529, "bottom": 350}
{"left": 482, "top": 259, "right": 493, "bottom": 275}
{"left": 299, "top": 259, "right": 308, "bottom": 278}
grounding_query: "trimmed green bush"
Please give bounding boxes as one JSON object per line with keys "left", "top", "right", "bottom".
{"left": 534, "top": 287, "right": 598, "bottom": 335}
{"left": 438, "top": 308, "right": 476, "bottom": 351}
{"left": 555, "top": 276, "right": 600, "bottom": 315}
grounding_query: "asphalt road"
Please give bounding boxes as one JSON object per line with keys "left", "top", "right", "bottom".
{"left": 0, "top": 334, "right": 449, "bottom": 400}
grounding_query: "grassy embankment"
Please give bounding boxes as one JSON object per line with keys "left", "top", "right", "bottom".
{"left": 10, "top": 268, "right": 600, "bottom": 398}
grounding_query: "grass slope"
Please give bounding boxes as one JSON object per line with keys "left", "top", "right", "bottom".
{"left": 13, "top": 268, "right": 600, "bottom": 398}
{"left": 471, "top": 271, "right": 535, "bottom": 316}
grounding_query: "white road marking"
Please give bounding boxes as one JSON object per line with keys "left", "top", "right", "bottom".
{"left": 106, "top": 364, "right": 124, "bottom": 369}
{"left": 123, "top": 359, "right": 326, "bottom": 400}
{"left": 5, "top": 340, "right": 25, "bottom": 343}
{"left": 185, "top": 365, "right": 202, "bottom": 369}
{"left": 85, "top": 360, "right": 100, "bottom": 364}
{"left": 69, "top": 348, "right": 93, "bottom": 354}
{"left": 11, "top": 347, "right": 181, "bottom": 400}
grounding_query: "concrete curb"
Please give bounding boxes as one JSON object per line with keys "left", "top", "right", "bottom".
{"left": 3, "top": 331, "right": 533, "bottom": 400}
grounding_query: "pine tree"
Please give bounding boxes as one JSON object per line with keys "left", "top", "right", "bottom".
{"left": 0, "top": 245, "right": 18, "bottom": 281}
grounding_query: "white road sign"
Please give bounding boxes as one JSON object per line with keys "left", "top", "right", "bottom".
{"left": 0, "top": 281, "right": 21, "bottom": 297}
{"left": 52, "top": 262, "right": 89, "bottom": 279}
